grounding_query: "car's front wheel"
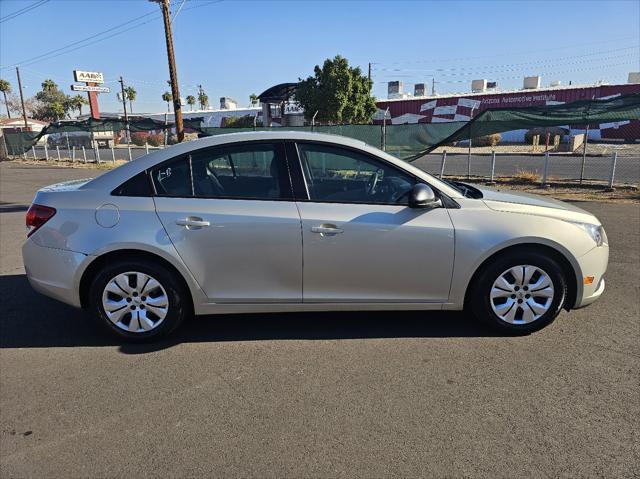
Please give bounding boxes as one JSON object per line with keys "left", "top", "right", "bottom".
{"left": 469, "top": 251, "right": 567, "bottom": 334}
{"left": 89, "top": 259, "right": 189, "bottom": 341}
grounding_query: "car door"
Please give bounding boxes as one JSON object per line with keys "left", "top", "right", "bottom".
{"left": 290, "top": 141, "right": 455, "bottom": 303}
{"left": 152, "top": 141, "right": 302, "bottom": 303}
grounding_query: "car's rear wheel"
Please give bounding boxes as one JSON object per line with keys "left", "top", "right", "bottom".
{"left": 89, "top": 259, "right": 188, "bottom": 341}
{"left": 469, "top": 251, "right": 567, "bottom": 334}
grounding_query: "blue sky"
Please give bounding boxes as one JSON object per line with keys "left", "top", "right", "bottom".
{"left": 1, "top": 0, "right": 639, "bottom": 114}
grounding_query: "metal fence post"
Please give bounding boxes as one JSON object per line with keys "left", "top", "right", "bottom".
{"left": 95, "top": 146, "right": 101, "bottom": 163}
{"left": 128, "top": 145, "right": 132, "bottom": 161}
{"left": 145, "top": 143, "right": 149, "bottom": 154}
{"left": 580, "top": 125, "right": 589, "bottom": 184}
{"left": 72, "top": 146, "right": 76, "bottom": 162}
{"left": 111, "top": 146, "right": 116, "bottom": 163}
{"left": 56, "top": 146, "right": 61, "bottom": 161}
{"left": 489, "top": 150, "right": 496, "bottom": 183}
{"left": 439, "top": 150, "right": 447, "bottom": 178}
{"left": 82, "top": 146, "right": 87, "bottom": 163}
{"left": 44, "top": 143, "right": 49, "bottom": 161}
{"left": 542, "top": 151, "right": 550, "bottom": 188}
{"left": 382, "top": 117, "right": 387, "bottom": 151}
{"left": 608, "top": 152, "right": 618, "bottom": 189}
{"left": 31, "top": 146, "right": 37, "bottom": 160}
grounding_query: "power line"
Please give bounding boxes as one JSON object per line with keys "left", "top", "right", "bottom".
{"left": 372, "top": 34, "right": 640, "bottom": 66}
{"left": 373, "top": 60, "right": 638, "bottom": 86}
{"left": 0, "top": 0, "right": 49, "bottom": 24}
{"left": 372, "top": 45, "right": 639, "bottom": 74}
{"left": 1, "top": 10, "right": 160, "bottom": 70}
{"left": 0, "top": 0, "right": 224, "bottom": 70}
{"left": 373, "top": 52, "right": 638, "bottom": 81}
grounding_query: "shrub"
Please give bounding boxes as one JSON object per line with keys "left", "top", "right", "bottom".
{"left": 131, "top": 132, "right": 147, "bottom": 146}
{"left": 222, "top": 115, "right": 262, "bottom": 128}
{"left": 474, "top": 133, "right": 501, "bottom": 147}
{"left": 515, "top": 169, "right": 540, "bottom": 184}
{"left": 147, "top": 134, "right": 164, "bottom": 147}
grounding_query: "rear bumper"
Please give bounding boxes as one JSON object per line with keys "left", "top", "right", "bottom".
{"left": 574, "top": 244, "right": 609, "bottom": 309}
{"left": 22, "top": 240, "right": 85, "bottom": 308}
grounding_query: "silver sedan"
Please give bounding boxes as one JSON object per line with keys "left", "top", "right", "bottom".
{"left": 22, "top": 131, "right": 608, "bottom": 341}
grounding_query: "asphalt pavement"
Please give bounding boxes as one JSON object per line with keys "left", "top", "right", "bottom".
{"left": 0, "top": 162, "right": 638, "bottom": 478}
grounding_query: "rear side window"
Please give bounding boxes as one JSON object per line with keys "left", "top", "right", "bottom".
{"left": 150, "top": 142, "right": 292, "bottom": 200}
{"left": 151, "top": 157, "right": 192, "bottom": 197}
{"left": 112, "top": 172, "right": 152, "bottom": 197}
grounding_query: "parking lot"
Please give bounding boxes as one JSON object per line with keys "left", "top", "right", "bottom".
{"left": 0, "top": 162, "right": 638, "bottom": 477}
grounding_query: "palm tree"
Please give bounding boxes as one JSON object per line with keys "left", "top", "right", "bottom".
{"left": 41, "top": 79, "right": 57, "bottom": 92}
{"left": 186, "top": 95, "right": 196, "bottom": 111}
{"left": 0, "top": 79, "right": 11, "bottom": 118}
{"left": 124, "top": 86, "right": 137, "bottom": 113}
{"left": 162, "top": 91, "right": 172, "bottom": 112}
{"left": 197, "top": 87, "right": 208, "bottom": 110}
{"left": 249, "top": 93, "right": 259, "bottom": 107}
{"left": 69, "top": 94, "right": 88, "bottom": 117}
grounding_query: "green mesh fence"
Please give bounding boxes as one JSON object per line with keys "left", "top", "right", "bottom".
{"left": 2, "top": 93, "right": 639, "bottom": 159}
{"left": 420, "top": 92, "right": 640, "bottom": 156}
{"left": 3, "top": 131, "right": 41, "bottom": 155}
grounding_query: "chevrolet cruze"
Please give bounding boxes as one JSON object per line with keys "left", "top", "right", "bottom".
{"left": 22, "top": 131, "right": 608, "bottom": 341}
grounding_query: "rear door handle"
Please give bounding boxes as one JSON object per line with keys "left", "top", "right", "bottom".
{"left": 311, "top": 224, "right": 343, "bottom": 236}
{"left": 176, "top": 217, "right": 210, "bottom": 229}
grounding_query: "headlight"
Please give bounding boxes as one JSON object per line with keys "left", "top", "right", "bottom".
{"left": 572, "top": 222, "right": 607, "bottom": 247}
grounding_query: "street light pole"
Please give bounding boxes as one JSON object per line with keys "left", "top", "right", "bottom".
{"left": 151, "top": 0, "right": 184, "bottom": 142}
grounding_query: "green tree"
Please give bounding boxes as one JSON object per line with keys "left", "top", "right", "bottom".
{"left": 69, "top": 94, "right": 88, "bottom": 117}
{"left": 124, "top": 86, "right": 137, "bottom": 113}
{"left": 33, "top": 79, "right": 72, "bottom": 121}
{"left": 50, "top": 102, "right": 66, "bottom": 121}
{"left": 162, "top": 91, "right": 172, "bottom": 112}
{"left": 0, "top": 79, "right": 11, "bottom": 118}
{"left": 186, "top": 95, "right": 196, "bottom": 111}
{"left": 249, "top": 93, "right": 258, "bottom": 106}
{"left": 197, "top": 87, "right": 208, "bottom": 110}
{"left": 295, "top": 55, "right": 376, "bottom": 124}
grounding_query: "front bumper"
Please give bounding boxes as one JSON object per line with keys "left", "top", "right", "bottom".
{"left": 573, "top": 244, "right": 609, "bottom": 308}
{"left": 22, "top": 240, "right": 86, "bottom": 308}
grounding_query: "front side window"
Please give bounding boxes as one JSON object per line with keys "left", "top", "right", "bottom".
{"left": 151, "top": 142, "right": 290, "bottom": 200}
{"left": 296, "top": 142, "right": 415, "bottom": 204}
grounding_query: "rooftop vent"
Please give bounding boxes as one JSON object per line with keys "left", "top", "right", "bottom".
{"left": 523, "top": 76, "right": 541, "bottom": 90}
{"left": 471, "top": 79, "right": 487, "bottom": 92}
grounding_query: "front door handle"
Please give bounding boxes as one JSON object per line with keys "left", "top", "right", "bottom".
{"left": 311, "top": 224, "right": 343, "bottom": 236}
{"left": 176, "top": 217, "right": 210, "bottom": 229}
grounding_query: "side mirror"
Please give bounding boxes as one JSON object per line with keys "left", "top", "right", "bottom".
{"left": 408, "top": 183, "right": 441, "bottom": 209}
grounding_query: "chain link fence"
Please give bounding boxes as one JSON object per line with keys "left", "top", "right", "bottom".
{"left": 412, "top": 149, "right": 639, "bottom": 187}
{"left": 2, "top": 127, "right": 639, "bottom": 187}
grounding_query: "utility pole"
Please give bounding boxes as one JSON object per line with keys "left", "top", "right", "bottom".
{"left": 432, "top": 78, "right": 437, "bottom": 96}
{"left": 15, "top": 67, "right": 28, "bottom": 129}
{"left": 151, "top": 0, "right": 184, "bottom": 142}
{"left": 368, "top": 63, "right": 371, "bottom": 82}
{"left": 119, "top": 77, "right": 131, "bottom": 145}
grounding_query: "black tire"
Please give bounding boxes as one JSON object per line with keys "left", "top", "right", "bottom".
{"left": 88, "top": 259, "right": 189, "bottom": 342}
{"left": 469, "top": 251, "right": 567, "bottom": 334}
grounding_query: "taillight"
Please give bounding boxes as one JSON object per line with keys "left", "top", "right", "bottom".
{"left": 26, "top": 204, "right": 56, "bottom": 237}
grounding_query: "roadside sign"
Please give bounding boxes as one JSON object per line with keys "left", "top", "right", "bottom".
{"left": 73, "top": 70, "right": 104, "bottom": 84}
{"left": 71, "top": 84, "right": 110, "bottom": 93}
